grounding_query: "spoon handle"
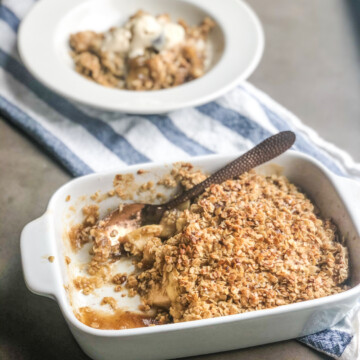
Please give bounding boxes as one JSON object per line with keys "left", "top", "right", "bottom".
{"left": 163, "top": 131, "right": 296, "bottom": 211}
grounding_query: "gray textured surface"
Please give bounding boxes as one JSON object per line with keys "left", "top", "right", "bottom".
{"left": 2, "top": 0, "right": 359, "bottom": 359}
{"left": 249, "top": 0, "right": 360, "bottom": 161}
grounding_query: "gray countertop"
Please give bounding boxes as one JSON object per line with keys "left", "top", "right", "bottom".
{"left": 1, "top": 0, "right": 359, "bottom": 359}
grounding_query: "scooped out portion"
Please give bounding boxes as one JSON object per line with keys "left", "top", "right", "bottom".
{"left": 69, "top": 10, "right": 215, "bottom": 90}
{"left": 69, "top": 163, "right": 349, "bottom": 328}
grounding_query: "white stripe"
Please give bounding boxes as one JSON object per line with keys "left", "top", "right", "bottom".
{"left": 77, "top": 104, "right": 190, "bottom": 162}
{"left": 109, "top": 116, "right": 190, "bottom": 162}
{"left": 0, "top": 21, "right": 21, "bottom": 61}
{"left": 217, "top": 87, "right": 279, "bottom": 134}
{"left": 3, "top": 0, "right": 34, "bottom": 19}
{"left": 0, "top": 68, "right": 125, "bottom": 172}
{"left": 170, "top": 107, "right": 253, "bottom": 154}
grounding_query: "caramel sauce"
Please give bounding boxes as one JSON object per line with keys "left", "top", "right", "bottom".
{"left": 68, "top": 223, "right": 93, "bottom": 251}
{"left": 77, "top": 307, "right": 158, "bottom": 330}
{"left": 68, "top": 224, "right": 83, "bottom": 251}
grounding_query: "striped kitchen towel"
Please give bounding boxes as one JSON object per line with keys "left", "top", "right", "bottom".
{"left": 1, "top": 1, "right": 360, "bottom": 359}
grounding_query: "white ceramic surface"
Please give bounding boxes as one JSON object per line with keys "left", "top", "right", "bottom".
{"left": 17, "top": 0, "right": 264, "bottom": 114}
{"left": 21, "top": 152, "right": 360, "bottom": 360}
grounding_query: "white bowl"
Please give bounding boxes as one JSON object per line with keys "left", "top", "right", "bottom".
{"left": 21, "top": 151, "right": 360, "bottom": 360}
{"left": 18, "top": 0, "right": 264, "bottom": 114}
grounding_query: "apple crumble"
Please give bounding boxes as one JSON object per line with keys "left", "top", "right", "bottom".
{"left": 69, "top": 11, "right": 215, "bottom": 90}
{"left": 69, "top": 165, "right": 349, "bottom": 329}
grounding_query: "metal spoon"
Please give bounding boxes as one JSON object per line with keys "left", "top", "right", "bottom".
{"left": 99, "top": 131, "right": 296, "bottom": 238}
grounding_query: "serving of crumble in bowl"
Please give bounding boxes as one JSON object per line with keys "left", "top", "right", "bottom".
{"left": 21, "top": 152, "right": 360, "bottom": 360}
{"left": 18, "top": 0, "right": 264, "bottom": 113}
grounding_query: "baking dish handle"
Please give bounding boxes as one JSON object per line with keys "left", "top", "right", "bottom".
{"left": 20, "top": 213, "right": 58, "bottom": 299}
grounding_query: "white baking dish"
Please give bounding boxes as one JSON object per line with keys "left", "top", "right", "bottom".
{"left": 21, "top": 151, "right": 360, "bottom": 360}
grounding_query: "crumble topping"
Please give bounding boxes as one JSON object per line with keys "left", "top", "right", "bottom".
{"left": 68, "top": 166, "right": 349, "bottom": 328}
{"left": 113, "top": 173, "right": 136, "bottom": 200}
{"left": 68, "top": 205, "right": 99, "bottom": 250}
{"left": 129, "top": 172, "right": 349, "bottom": 322}
{"left": 157, "top": 175, "right": 177, "bottom": 188}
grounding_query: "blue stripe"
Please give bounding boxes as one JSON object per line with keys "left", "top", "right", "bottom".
{"left": 299, "top": 329, "right": 353, "bottom": 357}
{"left": 0, "top": 5, "right": 19, "bottom": 32}
{"left": 0, "top": 49, "right": 150, "bottom": 165}
{"left": 239, "top": 86, "right": 345, "bottom": 176}
{"left": 146, "top": 115, "right": 213, "bottom": 156}
{"left": 0, "top": 95, "right": 92, "bottom": 176}
{"left": 196, "top": 102, "right": 272, "bottom": 143}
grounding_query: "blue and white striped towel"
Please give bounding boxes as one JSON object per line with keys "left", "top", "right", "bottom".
{"left": 2, "top": 1, "right": 360, "bottom": 359}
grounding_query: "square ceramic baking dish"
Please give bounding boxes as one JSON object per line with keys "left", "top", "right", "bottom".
{"left": 21, "top": 151, "right": 360, "bottom": 360}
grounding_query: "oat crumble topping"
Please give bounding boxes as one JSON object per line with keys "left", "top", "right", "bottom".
{"left": 68, "top": 166, "right": 349, "bottom": 328}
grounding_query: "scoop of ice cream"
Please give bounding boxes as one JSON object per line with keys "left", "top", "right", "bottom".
{"left": 162, "top": 23, "right": 185, "bottom": 49}
{"left": 128, "top": 14, "right": 186, "bottom": 58}
{"left": 100, "top": 13, "right": 186, "bottom": 59}
{"left": 128, "top": 14, "right": 163, "bottom": 58}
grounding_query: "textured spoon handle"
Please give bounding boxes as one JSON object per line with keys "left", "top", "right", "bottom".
{"left": 163, "top": 131, "right": 296, "bottom": 210}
